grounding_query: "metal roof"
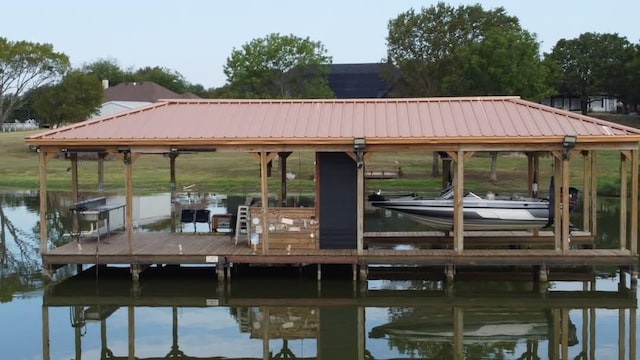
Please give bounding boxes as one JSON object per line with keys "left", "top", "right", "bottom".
{"left": 26, "top": 96, "right": 640, "bottom": 150}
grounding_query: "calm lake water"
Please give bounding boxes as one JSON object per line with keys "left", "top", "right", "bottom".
{"left": 0, "top": 190, "right": 638, "bottom": 359}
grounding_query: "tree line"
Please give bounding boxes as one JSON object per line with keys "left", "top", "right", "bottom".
{"left": 1, "top": 2, "right": 639, "bottom": 127}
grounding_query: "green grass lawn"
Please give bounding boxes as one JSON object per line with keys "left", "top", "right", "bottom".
{"left": 0, "top": 129, "right": 631, "bottom": 196}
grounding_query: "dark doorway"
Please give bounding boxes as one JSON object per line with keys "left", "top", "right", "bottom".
{"left": 317, "top": 152, "right": 357, "bottom": 249}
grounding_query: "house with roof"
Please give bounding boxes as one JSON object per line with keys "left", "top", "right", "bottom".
{"left": 326, "top": 63, "right": 398, "bottom": 98}
{"left": 92, "top": 80, "right": 199, "bottom": 118}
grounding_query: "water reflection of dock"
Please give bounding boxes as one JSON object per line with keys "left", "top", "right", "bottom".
{"left": 42, "top": 268, "right": 637, "bottom": 360}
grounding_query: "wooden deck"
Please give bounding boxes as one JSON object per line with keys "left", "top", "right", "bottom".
{"left": 365, "top": 230, "right": 595, "bottom": 247}
{"left": 43, "top": 231, "right": 636, "bottom": 271}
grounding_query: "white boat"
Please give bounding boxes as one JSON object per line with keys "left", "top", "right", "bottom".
{"left": 368, "top": 186, "right": 551, "bottom": 231}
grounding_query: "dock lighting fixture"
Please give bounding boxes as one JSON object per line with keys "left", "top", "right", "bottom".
{"left": 118, "top": 147, "right": 131, "bottom": 164}
{"left": 353, "top": 137, "right": 366, "bottom": 168}
{"left": 562, "top": 135, "right": 577, "bottom": 160}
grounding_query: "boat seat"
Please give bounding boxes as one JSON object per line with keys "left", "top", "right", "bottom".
{"left": 194, "top": 209, "right": 211, "bottom": 232}
{"left": 179, "top": 209, "right": 196, "bottom": 232}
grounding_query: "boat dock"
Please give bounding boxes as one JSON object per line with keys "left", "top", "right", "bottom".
{"left": 26, "top": 97, "right": 639, "bottom": 283}
{"left": 43, "top": 230, "right": 634, "bottom": 282}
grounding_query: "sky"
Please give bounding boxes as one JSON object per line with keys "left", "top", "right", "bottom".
{"left": 2, "top": 0, "right": 639, "bottom": 89}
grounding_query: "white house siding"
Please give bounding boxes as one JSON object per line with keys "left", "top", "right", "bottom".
{"left": 91, "top": 101, "right": 152, "bottom": 119}
{"left": 541, "top": 96, "right": 617, "bottom": 112}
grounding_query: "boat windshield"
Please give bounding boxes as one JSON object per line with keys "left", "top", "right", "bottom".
{"left": 439, "top": 186, "right": 481, "bottom": 200}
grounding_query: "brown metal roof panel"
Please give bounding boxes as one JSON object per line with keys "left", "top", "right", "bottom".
{"left": 482, "top": 101, "right": 502, "bottom": 136}
{"left": 423, "top": 101, "right": 442, "bottom": 137}
{"left": 366, "top": 102, "right": 385, "bottom": 137}
{"left": 463, "top": 101, "right": 487, "bottom": 136}
{"left": 393, "top": 101, "right": 413, "bottom": 138}
{"left": 440, "top": 101, "right": 464, "bottom": 137}
{"left": 450, "top": 101, "right": 474, "bottom": 137}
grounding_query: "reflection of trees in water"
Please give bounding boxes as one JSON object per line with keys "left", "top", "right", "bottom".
{"left": 594, "top": 197, "right": 628, "bottom": 249}
{"left": 0, "top": 191, "right": 73, "bottom": 301}
{"left": 0, "top": 193, "right": 42, "bottom": 300}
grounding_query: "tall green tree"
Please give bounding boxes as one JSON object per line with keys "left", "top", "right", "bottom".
{"left": 619, "top": 43, "right": 640, "bottom": 111}
{"left": 386, "top": 2, "right": 522, "bottom": 97}
{"left": 0, "top": 37, "right": 69, "bottom": 123}
{"left": 30, "top": 70, "right": 103, "bottom": 127}
{"left": 386, "top": 2, "right": 537, "bottom": 178}
{"left": 81, "top": 58, "right": 131, "bottom": 86}
{"left": 545, "top": 32, "right": 634, "bottom": 114}
{"left": 132, "top": 66, "right": 189, "bottom": 94}
{"left": 222, "top": 33, "right": 333, "bottom": 98}
{"left": 443, "top": 29, "right": 552, "bottom": 100}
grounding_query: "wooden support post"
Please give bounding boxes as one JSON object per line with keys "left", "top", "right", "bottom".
{"left": 590, "top": 307, "right": 596, "bottom": 359}
{"left": 528, "top": 152, "right": 540, "bottom": 236}
{"left": 527, "top": 152, "right": 534, "bottom": 197}
{"left": 445, "top": 264, "right": 455, "bottom": 283}
{"left": 591, "top": 152, "right": 598, "bottom": 236}
{"left": 453, "top": 151, "right": 464, "bottom": 253}
{"left": 582, "top": 151, "right": 591, "bottom": 231}
{"left": 453, "top": 307, "right": 463, "bottom": 360}
{"left": 124, "top": 153, "right": 134, "bottom": 255}
{"left": 538, "top": 265, "right": 549, "bottom": 283}
{"left": 42, "top": 304, "right": 50, "bottom": 360}
{"left": 131, "top": 264, "right": 141, "bottom": 282}
{"left": 620, "top": 152, "right": 629, "bottom": 251}
{"left": 618, "top": 308, "right": 626, "bottom": 360}
{"left": 442, "top": 156, "right": 451, "bottom": 189}
{"left": 216, "top": 264, "right": 223, "bottom": 281}
{"left": 561, "top": 309, "right": 569, "bottom": 360}
{"left": 357, "top": 306, "right": 365, "bottom": 360}
{"left": 352, "top": 264, "right": 357, "bottom": 282}
{"left": 169, "top": 153, "right": 177, "bottom": 191}
{"left": 70, "top": 153, "right": 78, "bottom": 203}
{"left": 128, "top": 305, "right": 135, "bottom": 359}
{"left": 70, "top": 153, "right": 79, "bottom": 240}
{"left": 359, "top": 264, "right": 368, "bottom": 282}
{"left": 356, "top": 152, "right": 365, "bottom": 255}
{"left": 550, "top": 309, "right": 560, "bottom": 359}
{"left": 260, "top": 151, "right": 269, "bottom": 255}
{"left": 74, "top": 306, "right": 82, "bottom": 358}
{"left": 98, "top": 152, "right": 106, "bottom": 192}
{"left": 278, "top": 152, "right": 291, "bottom": 206}
{"left": 630, "top": 149, "right": 638, "bottom": 256}
{"left": 582, "top": 284, "right": 589, "bottom": 357}
{"left": 38, "top": 151, "right": 52, "bottom": 257}
{"left": 262, "top": 308, "right": 270, "bottom": 359}
{"left": 561, "top": 157, "right": 570, "bottom": 254}
{"left": 620, "top": 269, "right": 628, "bottom": 292}
{"left": 553, "top": 154, "right": 562, "bottom": 251}
{"left": 631, "top": 307, "right": 637, "bottom": 360}
{"left": 216, "top": 259, "right": 225, "bottom": 281}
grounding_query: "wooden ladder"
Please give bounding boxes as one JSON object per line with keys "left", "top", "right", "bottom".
{"left": 234, "top": 205, "right": 249, "bottom": 245}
